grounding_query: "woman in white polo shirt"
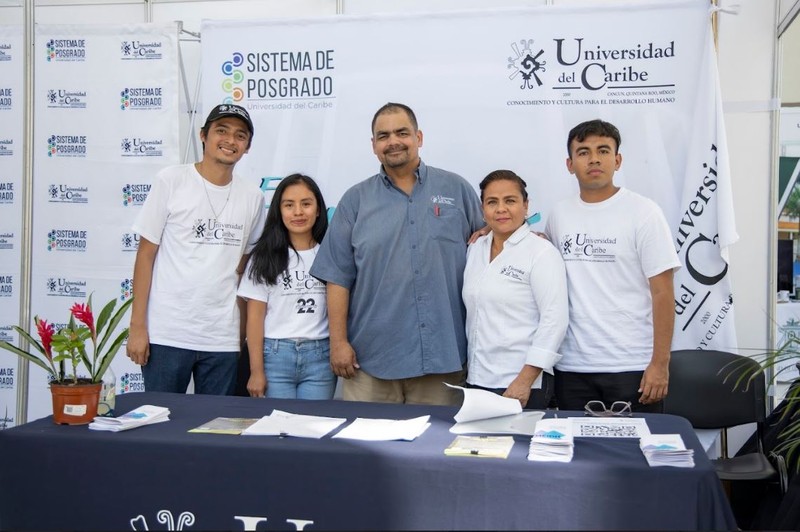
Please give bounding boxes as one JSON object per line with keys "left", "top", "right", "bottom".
{"left": 462, "top": 170, "right": 569, "bottom": 409}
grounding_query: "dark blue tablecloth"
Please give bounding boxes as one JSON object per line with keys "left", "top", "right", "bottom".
{"left": 0, "top": 392, "right": 736, "bottom": 531}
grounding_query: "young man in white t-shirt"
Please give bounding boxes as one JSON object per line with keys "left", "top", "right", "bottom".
{"left": 545, "top": 119, "right": 680, "bottom": 413}
{"left": 126, "top": 104, "right": 266, "bottom": 395}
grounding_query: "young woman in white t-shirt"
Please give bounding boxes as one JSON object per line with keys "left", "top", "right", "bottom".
{"left": 237, "top": 174, "right": 335, "bottom": 399}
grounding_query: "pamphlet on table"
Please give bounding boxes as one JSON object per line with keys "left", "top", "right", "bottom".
{"left": 528, "top": 418, "right": 574, "bottom": 462}
{"left": 188, "top": 417, "right": 259, "bottom": 435}
{"left": 241, "top": 409, "right": 346, "bottom": 438}
{"left": 445, "top": 435, "right": 515, "bottom": 458}
{"left": 88, "top": 405, "right": 170, "bottom": 432}
{"left": 639, "top": 434, "right": 695, "bottom": 467}
{"left": 332, "top": 415, "right": 430, "bottom": 441}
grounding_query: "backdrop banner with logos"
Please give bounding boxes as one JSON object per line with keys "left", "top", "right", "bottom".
{"left": 0, "top": 25, "right": 23, "bottom": 429}
{"left": 4, "top": 23, "right": 181, "bottom": 423}
{"left": 201, "top": 0, "right": 738, "bottom": 352}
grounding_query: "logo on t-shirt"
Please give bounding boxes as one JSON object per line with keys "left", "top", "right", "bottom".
{"left": 559, "top": 232, "right": 617, "bottom": 263}
{"left": 499, "top": 265, "right": 525, "bottom": 281}
{"left": 191, "top": 219, "right": 244, "bottom": 246}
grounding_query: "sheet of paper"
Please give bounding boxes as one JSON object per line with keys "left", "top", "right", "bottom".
{"left": 445, "top": 384, "right": 522, "bottom": 423}
{"left": 332, "top": 415, "right": 430, "bottom": 441}
{"left": 569, "top": 417, "right": 651, "bottom": 438}
{"left": 241, "top": 410, "right": 346, "bottom": 439}
{"left": 450, "top": 411, "right": 544, "bottom": 436}
{"left": 188, "top": 417, "right": 259, "bottom": 435}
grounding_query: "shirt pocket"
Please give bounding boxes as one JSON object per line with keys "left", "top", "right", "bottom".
{"left": 428, "top": 203, "right": 465, "bottom": 244}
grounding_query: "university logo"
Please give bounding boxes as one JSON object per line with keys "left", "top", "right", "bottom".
{"left": 0, "top": 88, "right": 11, "bottom": 110}
{"left": 131, "top": 511, "right": 195, "bottom": 531}
{"left": 45, "top": 277, "right": 87, "bottom": 298}
{"left": 45, "top": 38, "right": 86, "bottom": 62}
{"left": 48, "top": 184, "right": 89, "bottom": 204}
{"left": 120, "top": 39, "right": 163, "bottom": 60}
{"left": 120, "top": 372, "right": 145, "bottom": 393}
{"left": 0, "top": 139, "right": 13, "bottom": 157}
{"left": 119, "top": 87, "right": 163, "bottom": 111}
{"left": 121, "top": 232, "right": 140, "bottom": 252}
{"left": 46, "top": 88, "right": 87, "bottom": 109}
{"left": 192, "top": 219, "right": 208, "bottom": 238}
{"left": 47, "top": 134, "right": 87, "bottom": 158}
{"left": 130, "top": 511, "right": 314, "bottom": 531}
{"left": 0, "top": 43, "right": 12, "bottom": 62}
{"left": 0, "top": 182, "right": 13, "bottom": 204}
{"left": 778, "top": 318, "right": 800, "bottom": 359}
{"left": 508, "top": 39, "right": 547, "bottom": 90}
{"left": 47, "top": 229, "right": 88, "bottom": 252}
{"left": 122, "top": 184, "right": 150, "bottom": 206}
{"left": 221, "top": 52, "right": 245, "bottom": 103}
{"left": 119, "top": 278, "right": 133, "bottom": 302}
{"left": 0, "top": 232, "right": 13, "bottom": 250}
{"left": 0, "top": 324, "right": 13, "bottom": 343}
{"left": 499, "top": 266, "right": 524, "bottom": 281}
{"left": 121, "top": 137, "right": 164, "bottom": 158}
{"left": 0, "top": 275, "right": 12, "bottom": 297}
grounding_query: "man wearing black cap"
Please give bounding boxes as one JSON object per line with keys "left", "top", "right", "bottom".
{"left": 127, "top": 104, "right": 266, "bottom": 395}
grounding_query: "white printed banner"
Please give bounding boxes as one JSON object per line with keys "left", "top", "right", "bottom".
{"left": 26, "top": 23, "right": 180, "bottom": 421}
{"left": 202, "top": 1, "right": 738, "bottom": 351}
{"left": 0, "top": 25, "right": 23, "bottom": 429}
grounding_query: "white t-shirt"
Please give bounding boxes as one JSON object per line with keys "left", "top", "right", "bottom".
{"left": 545, "top": 188, "right": 681, "bottom": 372}
{"left": 463, "top": 224, "right": 568, "bottom": 389}
{"left": 237, "top": 246, "right": 329, "bottom": 340}
{"left": 132, "top": 164, "right": 266, "bottom": 351}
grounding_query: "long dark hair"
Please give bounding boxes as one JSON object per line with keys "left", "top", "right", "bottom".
{"left": 247, "top": 174, "right": 328, "bottom": 285}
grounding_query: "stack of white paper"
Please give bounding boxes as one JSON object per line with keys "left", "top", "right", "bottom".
{"left": 446, "top": 384, "right": 544, "bottom": 436}
{"left": 88, "top": 405, "right": 170, "bottom": 432}
{"left": 241, "top": 409, "right": 346, "bottom": 439}
{"left": 332, "top": 415, "right": 430, "bottom": 441}
{"left": 528, "top": 418, "right": 574, "bottom": 462}
{"left": 639, "top": 434, "right": 695, "bottom": 468}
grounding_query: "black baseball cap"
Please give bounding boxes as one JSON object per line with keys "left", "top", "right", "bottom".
{"left": 203, "top": 104, "right": 254, "bottom": 136}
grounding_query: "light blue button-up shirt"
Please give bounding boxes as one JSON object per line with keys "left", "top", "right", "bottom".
{"left": 310, "top": 161, "right": 483, "bottom": 379}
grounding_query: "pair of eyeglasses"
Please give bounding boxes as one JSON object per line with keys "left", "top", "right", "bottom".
{"left": 584, "top": 400, "right": 632, "bottom": 417}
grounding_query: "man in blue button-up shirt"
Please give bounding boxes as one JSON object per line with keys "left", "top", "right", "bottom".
{"left": 310, "top": 103, "right": 483, "bottom": 405}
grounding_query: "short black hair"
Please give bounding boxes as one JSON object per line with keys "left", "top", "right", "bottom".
{"left": 567, "top": 119, "right": 621, "bottom": 156}
{"left": 479, "top": 169, "right": 528, "bottom": 203}
{"left": 371, "top": 102, "right": 418, "bottom": 135}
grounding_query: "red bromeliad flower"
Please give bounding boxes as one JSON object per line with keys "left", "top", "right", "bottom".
{"left": 35, "top": 317, "right": 55, "bottom": 360}
{"left": 70, "top": 302, "right": 95, "bottom": 340}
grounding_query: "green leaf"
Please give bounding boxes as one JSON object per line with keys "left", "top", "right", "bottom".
{"left": 93, "top": 328, "right": 129, "bottom": 382}
{"left": 10, "top": 325, "right": 47, "bottom": 357}
{"left": 0, "top": 340, "right": 56, "bottom": 377}
{"left": 96, "top": 297, "right": 133, "bottom": 357}
{"left": 95, "top": 298, "right": 116, "bottom": 341}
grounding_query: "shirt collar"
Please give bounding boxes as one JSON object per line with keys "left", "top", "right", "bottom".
{"left": 379, "top": 159, "right": 427, "bottom": 186}
{"left": 504, "top": 223, "right": 532, "bottom": 246}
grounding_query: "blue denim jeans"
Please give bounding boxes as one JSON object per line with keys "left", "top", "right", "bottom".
{"left": 142, "top": 344, "right": 238, "bottom": 396}
{"left": 264, "top": 338, "right": 336, "bottom": 400}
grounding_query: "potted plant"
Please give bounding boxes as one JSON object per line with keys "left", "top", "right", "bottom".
{"left": 728, "top": 340, "right": 800, "bottom": 474}
{"left": 0, "top": 295, "right": 133, "bottom": 425}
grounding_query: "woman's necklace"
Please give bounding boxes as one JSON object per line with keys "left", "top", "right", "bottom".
{"left": 200, "top": 173, "right": 232, "bottom": 220}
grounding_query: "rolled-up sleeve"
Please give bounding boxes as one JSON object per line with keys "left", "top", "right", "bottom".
{"left": 525, "top": 244, "right": 568, "bottom": 373}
